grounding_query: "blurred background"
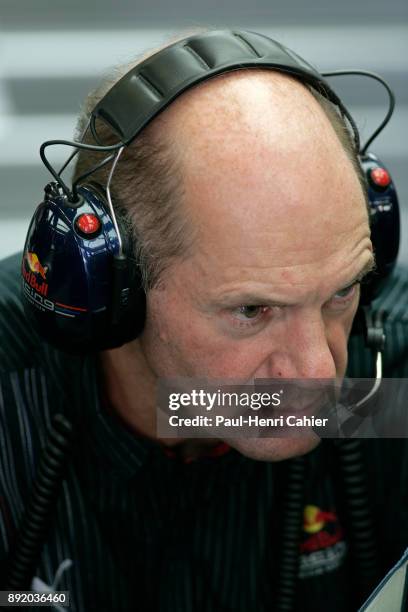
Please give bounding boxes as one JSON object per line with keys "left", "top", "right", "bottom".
{"left": 0, "top": 0, "right": 407, "bottom": 263}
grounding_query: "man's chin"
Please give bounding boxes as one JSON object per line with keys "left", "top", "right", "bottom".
{"left": 225, "top": 435, "right": 321, "bottom": 462}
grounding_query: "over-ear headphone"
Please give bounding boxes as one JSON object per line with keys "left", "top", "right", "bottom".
{"left": 21, "top": 29, "right": 400, "bottom": 353}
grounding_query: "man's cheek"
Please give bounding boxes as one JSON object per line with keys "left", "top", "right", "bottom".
{"left": 157, "top": 322, "right": 252, "bottom": 377}
{"left": 144, "top": 296, "right": 264, "bottom": 378}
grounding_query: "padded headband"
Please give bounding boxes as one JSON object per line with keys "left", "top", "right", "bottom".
{"left": 92, "top": 29, "right": 360, "bottom": 150}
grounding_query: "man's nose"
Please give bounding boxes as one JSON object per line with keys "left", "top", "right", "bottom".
{"left": 275, "top": 311, "right": 337, "bottom": 379}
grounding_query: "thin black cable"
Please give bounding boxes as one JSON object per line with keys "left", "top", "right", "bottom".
{"left": 71, "top": 152, "right": 117, "bottom": 199}
{"left": 57, "top": 118, "right": 92, "bottom": 178}
{"left": 89, "top": 115, "right": 105, "bottom": 147}
{"left": 40, "top": 139, "right": 123, "bottom": 202}
{"left": 322, "top": 70, "right": 395, "bottom": 154}
{"left": 57, "top": 148, "right": 80, "bottom": 181}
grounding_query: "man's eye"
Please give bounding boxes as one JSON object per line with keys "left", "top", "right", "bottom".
{"left": 327, "top": 282, "right": 359, "bottom": 308}
{"left": 232, "top": 305, "right": 268, "bottom": 322}
{"left": 335, "top": 284, "right": 357, "bottom": 299}
{"left": 230, "top": 304, "right": 270, "bottom": 330}
{"left": 225, "top": 304, "right": 275, "bottom": 333}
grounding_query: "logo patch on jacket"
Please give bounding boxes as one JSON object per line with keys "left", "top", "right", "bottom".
{"left": 299, "top": 504, "right": 347, "bottom": 578}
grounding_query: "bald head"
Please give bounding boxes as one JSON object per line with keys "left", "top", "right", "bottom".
{"left": 150, "top": 70, "right": 366, "bottom": 264}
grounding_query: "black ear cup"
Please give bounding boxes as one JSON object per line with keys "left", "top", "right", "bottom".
{"left": 359, "top": 154, "right": 400, "bottom": 305}
{"left": 21, "top": 182, "right": 145, "bottom": 353}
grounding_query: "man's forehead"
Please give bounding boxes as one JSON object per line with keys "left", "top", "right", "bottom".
{"left": 179, "top": 185, "right": 372, "bottom": 296}
{"left": 186, "top": 230, "right": 373, "bottom": 311}
{"left": 180, "top": 130, "right": 366, "bottom": 256}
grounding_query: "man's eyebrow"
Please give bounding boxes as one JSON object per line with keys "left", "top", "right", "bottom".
{"left": 213, "top": 292, "right": 288, "bottom": 308}
{"left": 211, "top": 258, "right": 377, "bottom": 309}
{"left": 340, "top": 256, "right": 377, "bottom": 289}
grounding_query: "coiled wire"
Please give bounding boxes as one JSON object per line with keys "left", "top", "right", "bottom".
{"left": 334, "top": 439, "right": 381, "bottom": 607}
{"left": 6, "top": 414, "right": 74, "bottom": 590}
{"left": 274, "top": 456, "right": 308, "bottom": 612}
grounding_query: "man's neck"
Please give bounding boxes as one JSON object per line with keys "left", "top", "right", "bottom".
{"left": 98, "top": 340, "right": 218, "bottom": 456}
{"left": 99, "top": 339, "right": 159, "bottom": 439}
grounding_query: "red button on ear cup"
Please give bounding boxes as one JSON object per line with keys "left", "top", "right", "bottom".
{"left": 75, "top": 213, "right": 101, "bottom": 237}
{"left": 369, "top": 167, "right": 391, "bottom": 189}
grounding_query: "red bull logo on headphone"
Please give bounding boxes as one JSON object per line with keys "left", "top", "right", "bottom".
{"left": 22, "top": 251, "right": 49, "bottom": 296}
{"left": 22, "top": 250, "right": 88, "bottom": 318}
{"left": 25, "top": 252, "right": 48, "bottom": 279}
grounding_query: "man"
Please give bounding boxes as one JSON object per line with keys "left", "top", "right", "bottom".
{"left": 93, "top": 67, "right": 371, "bottom": 463}
{"left": 0, "top": 29, "right": 407, "bottom": 611}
